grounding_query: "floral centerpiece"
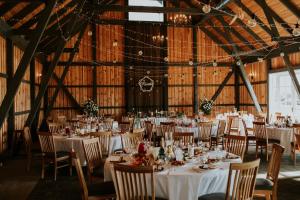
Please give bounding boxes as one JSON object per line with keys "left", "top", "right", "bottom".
{"left": 82, "top": 99, "right": 99, "bottom": 117}
{"left": 199, "top": 98, "right": 214, "bottom": 115}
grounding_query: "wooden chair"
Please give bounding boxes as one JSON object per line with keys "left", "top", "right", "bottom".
{"left": 121, "top": 132, "right": 142, "bottom": 153}
{"left": 253, "top": 121, "right": 280, "bottom": 161}
{"left": 119, "top": 122, "right": 131, "bottom": 133}
{"left": 173, "top": 132, "right": 194, "bottom": 146}
{"left": 37, "top": 132, "right": 72, "bottom": 181}
{"left": 291, "top": 124, "right": 300, "bottom": 165}
{"left": 72, "top": 152, "right": 116, "bottom": 200}
{"left": 224, "top": 135, "right": 247, "bottom": 161}
{"left": 197, "top": 121, "right": 213, "bottom": 144}
{"left": 199, "top": 159, "right": 260, "bottom": 200}
{"left": 103, "top": 118, "right": 114, "bottom": 130}
{"left": 82, "top": 138, "right": 103, "bottom": 183}
{"left": 113, "top": 163, "right": 155, "bottom": 200}
{"left": 226, "top": 115, "right": 240, "bottom": 135}
{"left": 276, "top": 115, "right": 285, "bottom": 122}
{"left": 242, "top": 119, "right": 256, "bottom": 153}
{"left": 160, "top": 122, "right": 176, "bottom": 139}
{"left": 48, "top": 122, "right": 61, "bottom": 133}
{"left": 133, "top": 128, "right": 145, "bottom": 137}
{"left": 255, "top": 115, "right": 266, "bottom": 123}
{"left": 254, "top": 144, "right": 285, "bottom": 200}
{"left": 210, "top": 120, "right": 226, "bottom": 148}
{"left": 144, "top": 121, "right": 154, "bottom": 141}
{"left": 90, "top": 131, "right": 112, "bottom": 157}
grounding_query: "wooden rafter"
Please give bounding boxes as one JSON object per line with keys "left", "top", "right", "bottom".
{"left": 0, "top": 0, "right": 57, "bottom": 130}
{"left": 218, "top": 15, "right": 262, "bottom": 112}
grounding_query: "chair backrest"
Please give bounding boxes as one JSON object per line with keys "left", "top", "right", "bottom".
{"left": 224, "top": 135, "right": 246, "bottom": 160}
{"left": 37, "top": 132, "right": 55, "bottom": 154}
{"left": 293, "top": 124, "right": 300, "bottom": 151}
{"left": 216, "top": 120, "right": 226, "bottom": 138}
{"left": 276, "top": 115, "right": 285, "bottom": 122}
{"left": 241, "top": 119, "right": 249, "bottom": 137}
{"left": 254, "top": 115, "right": 266, "bottom": 122}
{"left": 90, "top": 131, "right": 112, "bottom": 156}
{"left": 266, "top": 144, "right": 285, "bottom": 186}
{"left": 103, "top": 118, "right": 114, "bottom": 130}
{"left": 82, "top": 138, "right": 103, "bottom": 172}
{"left": 197, "top": 121, "right": 213, "bottom": 141}
{"left": 173, "top": 132, "right": 194, "bottom": 146}
{"left": 144, "top": 121, "right": 154, "bottom": 141}
{"left": 226, "top": 159, "right": 260, "bottom": 200}
{"left": 23, "top": 126, "right": 33, "bottom": 154}
{"left": 121, "top": 132, "right": 142, "bottom": 152}
{"left": 253, "top": 121, "right": 267, "bottom": 140}
{"left": 72, "top": 152, "right": 89, "bottom": 200}
{"left": 133, "top": 128, "right": 145, "bottom": 137}
{"left": 160, "top": 122, "right": 175, "bottom": 137}
{"left": 119, "top": 122, "right": 131, "bottom": 133}
{"left": 48, "top": 122, "right": 60, "bottom": 133}
{"left": 113, "top": 163, "right": 155, "bottom": 200}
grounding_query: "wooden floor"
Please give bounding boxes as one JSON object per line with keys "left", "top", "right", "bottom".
{"left": 1, "top": 147, "right": 300, "bottom": 200}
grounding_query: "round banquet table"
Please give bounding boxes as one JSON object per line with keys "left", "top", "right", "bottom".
{"left": 104, "top": 151, "right": 241, "bottom": 200}
{"left": 266, "top": 127, "right": 293, "bottom": 155}
{"left": 54, "top": 134, "right": 123, "bottom": 165}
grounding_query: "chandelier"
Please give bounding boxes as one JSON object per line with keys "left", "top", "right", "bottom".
{"left": 152, "top": 34, "right": 168, "bottom": 43}
{"left": 169, "top": 14, "right": 192, "bottom": 24}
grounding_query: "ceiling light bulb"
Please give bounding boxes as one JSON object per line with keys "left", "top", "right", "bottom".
{"left": 213, "top": 60, "right": 218, "bottom": 67}
{"left": 247, "top": 14, "right": 257, "bottom": 28}
{"left": 280, "top": 52, "right": 285, "bottom": 57}
{"left": 189, "top": 59, "right": 193, "bottom": 66}
{"left": 202, "top": 4, "right": 211, "bottom": 14}
{"left": 138, "top": 50, "right": 143, "bottom": 56}
{"left": 258, "top": 58, "right": 263, "bottom": 63}
{"left": 87, "top": 31, "right": 93, "bottom": 36}
{"left": 164, "top": 57, "right": 169, "bottom": 62}
{"left": 112, "top": 40, "right": 118, "bottom": 47}
{"left": 293, "top": 22, "right": 300, "bottom": 37}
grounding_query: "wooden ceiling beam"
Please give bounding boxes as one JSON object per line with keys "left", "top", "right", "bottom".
{"left": 279, "top": 0, "right": 300, "bottom": 19}
{"left": 218, "top": 15, "right": 262, "bottom": 112}
{"left": 258, "top": 0, "right": 300, "bottom": 97}
{"left": 255, "top": 0, "right": 293, "bottom": 35}
{"left": 234, "top": 0, "right": 272, "bottom": 37}
{"left": 0, "top": 0, "right": 57, "bottom": 130}
{"left": 88, "top": 4, "right": 223, "bottom": 15}
{"left": 0, "top": 3, "right": 16, "bottom": 16}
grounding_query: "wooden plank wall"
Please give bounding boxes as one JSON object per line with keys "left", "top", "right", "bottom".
{"left": 48, "top": 24, "right": 125, "bottom": 120}
{"left": 197, "top": 29, "right": 235, "bottom": 115}
{"left": 0, "top": 36, "right": 7, "bottom": 152}
{"left": 0, "top": 35, "right": 42, "bottom": 152}
{"left": 239, "top": 61, "right": 268, "bottom": 114}
{"left": 168, "top": 27, "right": 193, "bottom": 115}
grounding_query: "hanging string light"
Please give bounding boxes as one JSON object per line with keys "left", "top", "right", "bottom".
{"left": 189, "top": 59, "right": 194, "bottom": 66}
{"left": 202, "top": 1, "right": 211, "bottom": 14}
{"left": 112, "top": 40, "right": 118, "bottom": 47}
{"left": 247, "top": 14, "right": 257, "bottom": 28}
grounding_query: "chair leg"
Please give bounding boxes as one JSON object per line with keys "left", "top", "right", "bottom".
{"left": 266, "top": 145, "right": 269, "bottom": 161}
{"left": 256, "top": 144, "right": 258, "bottom": 158}
{"left": 41, "top": 157, "right": 45, "bottom": 179}
{"left": 69, "top": 157, "right": 73, "bottom": 176}
{"left": 54, "top": 161, "right": 57, "bottom": 181}
{"left": 27, "top": 153, "right": 31, "bottom": 172}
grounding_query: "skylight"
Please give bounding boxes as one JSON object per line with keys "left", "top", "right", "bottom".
{"left": 128, "top": 0, "right": 164, "bottom": 22}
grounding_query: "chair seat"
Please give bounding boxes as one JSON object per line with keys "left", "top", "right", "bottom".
{"left": 198, "top": 193, "right": 226, "bottom": 200}
{"left": 255, "top": 178, "right": 273, "bottom": 191}
{"left": 88, "top": 181, "right": 116, "bottom": 197}
{"left": 247, "top": 135, "right": 256, "bottom": 140}
{"left": 92, "top": 164, "right": 104, "bottom": 178}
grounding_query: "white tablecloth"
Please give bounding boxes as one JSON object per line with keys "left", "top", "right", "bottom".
{"left": 266, "top": 127, "right": 293, "bottom": 155}
{"left": 175, "top": 125, "right": 218, "bottom": 138}
{"left": 54, "top": 135, "right": 123, "bottom": 165}
{"left": 54, "top": 136, "right": 88, "bottom": 165}
{"left": 104, "top": 151, "right": 241, "bottom": 200}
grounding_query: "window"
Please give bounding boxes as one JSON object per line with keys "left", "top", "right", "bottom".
{"left": 128, "top": 0, "right": 164, "bottom": 22}
{"left": 269, "top": 70, "right": 300, "bottom": 122}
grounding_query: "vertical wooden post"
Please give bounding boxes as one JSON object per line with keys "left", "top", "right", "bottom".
{"left": 192, "top": 27, "right": 198, "bottom": 114}
{"left": 92, "top": 24, "right": 97, "bottom": 103}
{"left": 6, "top": 39, "right": 14, "bottom": 151}
{"left": 30, "top": 59, "right": 39, "bottom": 136}
{"left": 162, "top": 24, "right": 168, "bottom": 111}
{"left": 234, "top": 65, "right": 240, "bottom": 111}
{"left": 42, "top": 61, "right": 49, "bottom": 118}
{"left": 266, "top": 59, "right": 271, "bottom": 122}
